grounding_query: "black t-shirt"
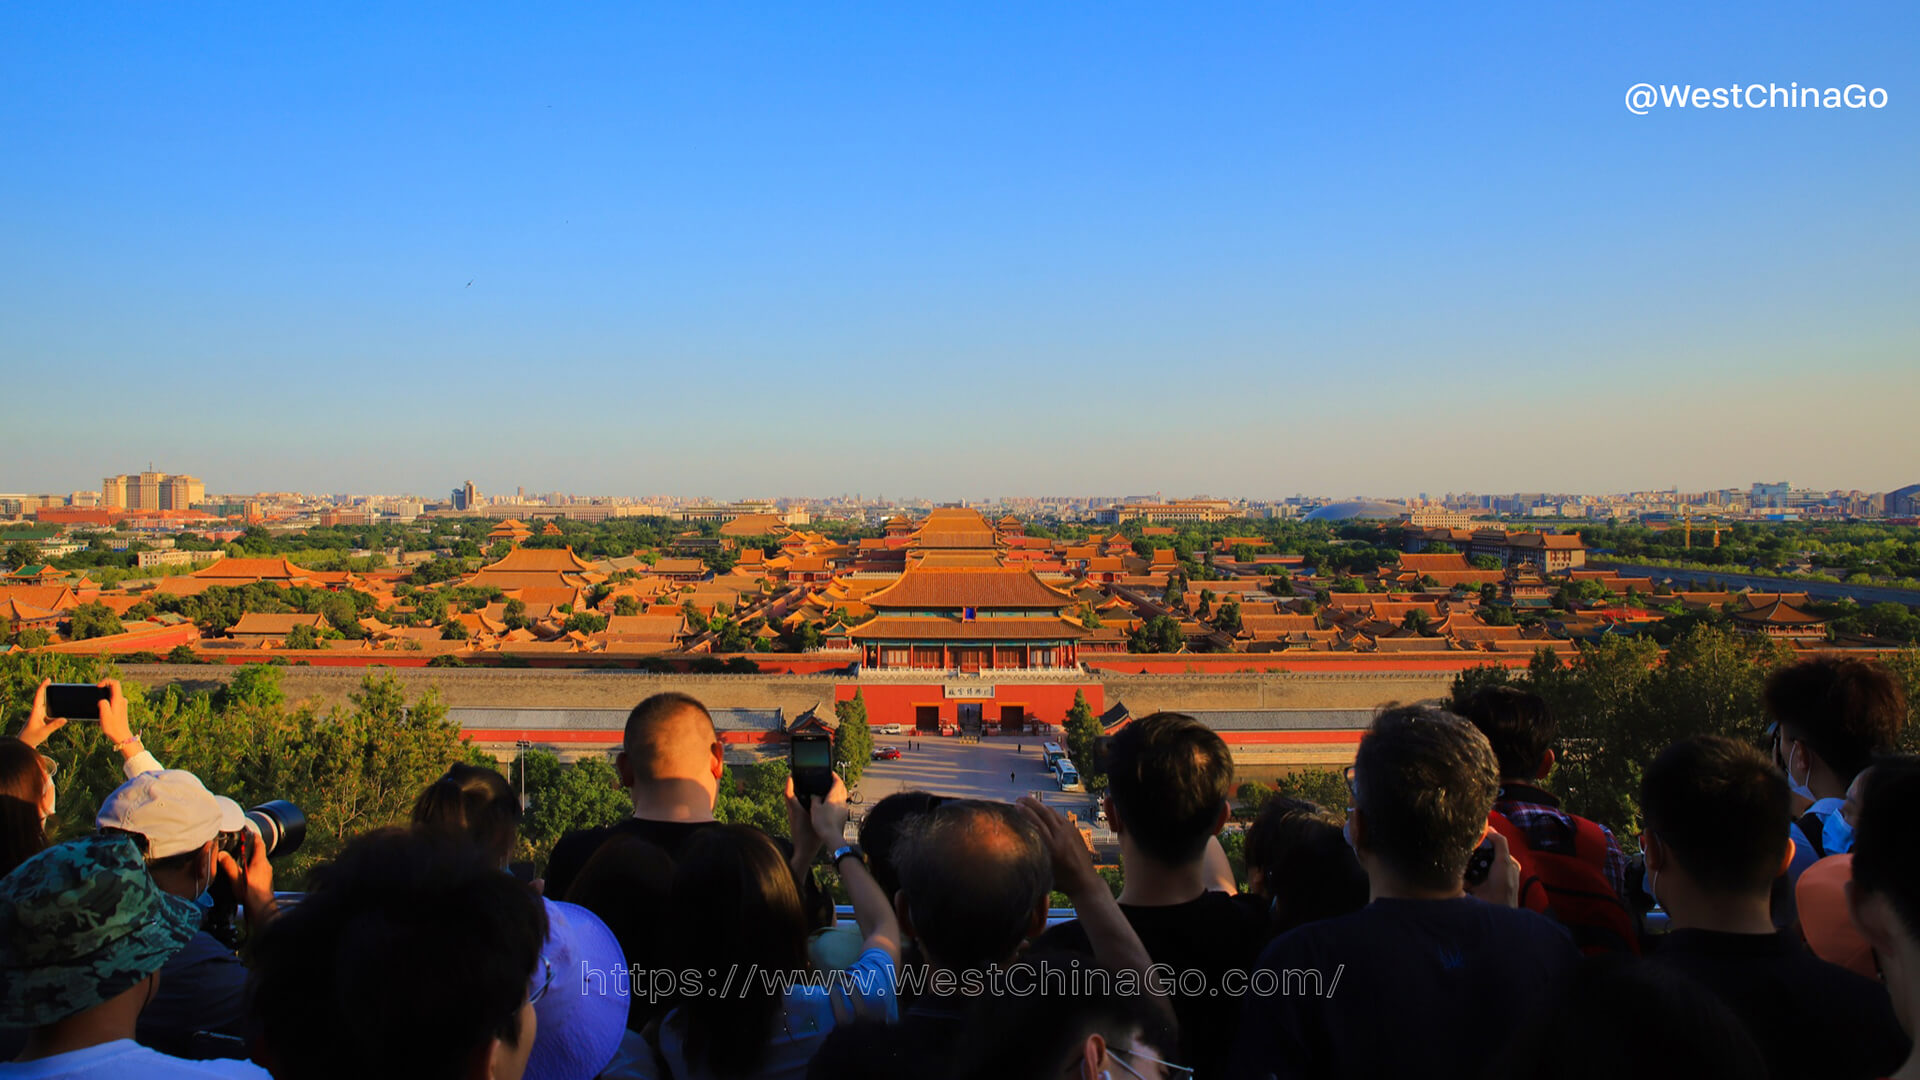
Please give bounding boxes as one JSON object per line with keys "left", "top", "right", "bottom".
{"left": 805, "top": 995, "right": 969, "bottom": 1080}
{"left": 136, "top": 930, "right": 249, "bottom": 1059}
{"left": 1228, "top": 897, "right": 1580, "bottom": 1080}
{"left": 1034, "top": 890, "right": 1269, "bottom": 1080}
{"left": 1649, "top": 928, "right": 1909, "bottom": 1080}
{"left": 545, "top": 817, "right": 714, "bottom": 903}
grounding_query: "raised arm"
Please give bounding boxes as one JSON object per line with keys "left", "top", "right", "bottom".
{"left": 95, "top": 679, "right": 163, "bottom": 776}
{"left": 818, "top": 777, "right": 902, "bottom": 962}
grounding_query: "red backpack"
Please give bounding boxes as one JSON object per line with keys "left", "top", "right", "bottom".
{"left": 1488, "top": 810, "right": 1639, "bottom": 956}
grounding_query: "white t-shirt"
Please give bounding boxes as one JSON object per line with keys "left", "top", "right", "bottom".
{"left": 0, "top": 1040, "right": 271, "bottom": 1079}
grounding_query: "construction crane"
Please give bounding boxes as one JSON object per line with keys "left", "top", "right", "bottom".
{"left": 1682, "top": 507, "right": 1724, "bottom": 550}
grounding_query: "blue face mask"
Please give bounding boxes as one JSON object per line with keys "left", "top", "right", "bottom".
{"left": 1784, "top": 742, "right": 1818, "bottom": 803}
{"left": 1814, "top": 807, "right": 1854, "bottom": 854}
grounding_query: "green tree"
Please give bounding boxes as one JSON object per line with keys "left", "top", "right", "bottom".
{"left": 503, "top": 597, "right": 530, "bottom": 631}
{"left": 1063, "top": 690, "right": 1107, "bottom": 793}
{"left": 285, "top": 623, "right": 322, "bottom": 650}
{"left": 1127, "top": 615, "right": 1184, "bottom": 654}
{"left": 68, "top": 603, "right": 125, "bottom": 641}
{"left": 563, "top": 611, "right": 609, "bottom": 635}
{"left": 715, "top": 760, "right": 792, "bottom": 835}
{"left": 413, "top": 590, "right": 449, "bottom": 623}
{"left": 1469, "top": 554, "right": 1503, "bottom": 570}
{"left": 1162, "top": 575, "right": 1187, "bottom": 609}
{"left": 440, "top": 619, "right": 469, "bottom": 641}
{"left": 613, "top": 595, "right": 642, "bottom": 617}
{"left": 1448, "top": 626, "right": 1786, "bottom": 838}
{"left": 682, "top": 601, "right": 710, "bottom": 634}
{"left": 834, "top": 692, "right": 875, "bottom": 789}
{"left": 782, "top": 620, "right": 824, "bottom": 652}
{"left": 1215, "top": 600, "right": 1243, "bottom": 636}
{"left": 513, "top": 751, "right": 630, "bottom": 863}
{"left": 4, "top": 543, "right": 37, "bottom": 570}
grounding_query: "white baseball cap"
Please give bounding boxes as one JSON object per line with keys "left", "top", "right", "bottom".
{"left": 95, "top": 770, "right": 248, "bottom": 860}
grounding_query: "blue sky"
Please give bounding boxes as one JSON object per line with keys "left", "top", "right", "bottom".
{"left": 3, "top": 2, "right": 1914, "bottom": 501}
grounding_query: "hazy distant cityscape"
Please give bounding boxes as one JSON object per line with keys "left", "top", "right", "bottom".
{"left": 6, "top": 471, "right": 1919, "bottom": 531}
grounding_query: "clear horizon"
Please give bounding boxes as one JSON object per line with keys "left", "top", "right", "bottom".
{"left": 3, "top": 3, "right": 1915, "bottom": 498}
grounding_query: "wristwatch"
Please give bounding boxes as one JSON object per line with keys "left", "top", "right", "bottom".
{"left": 830, "top": 843, "right": 866, "bottom": 869}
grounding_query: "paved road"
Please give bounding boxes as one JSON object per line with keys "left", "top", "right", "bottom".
{"left": 855, "top": 737, "right": 1111, "bottom": 843}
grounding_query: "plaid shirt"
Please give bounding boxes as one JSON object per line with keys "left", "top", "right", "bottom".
{"left": 1494, "top": 782, "right": 1629, "bottom": 904}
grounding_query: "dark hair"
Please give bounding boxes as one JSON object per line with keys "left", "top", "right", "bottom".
{"left": 1489, "top": 956, "right": 1766, "bottom": 1080}
{"left": 565, "top": 834, "right": 676, "bottom": 1031}
{"left": 1104, "top": 712, "right": 1234, "bottom": 865}
{"left": 1640, "top": 736, "right": 1788, "bottom": 895}
{"left": 944, "top": 951, "right": 1169, "bottom": 1080}
{"left": 411, "top": 763, "right": 521, "bottom": 866}
{"left": 1352, "top": 705, "right": 1498, "bottom": 891}
{"left": 1847, "top": 754, "right": 1920, "bottom": 941}
{"left": 665, "top": 825, "right": 809, "bottom": 1078}
{"left": 1764, "top": 656, "right": 1906, "bottom": 785}
{"left": 859, "top": 789, "right": 945, "bottom": 899}
{"left": 0, "top": 737, "right": 50, "bottom": 879}
{"left": 1244, "top": 797, "right": 1368, "bottom": 934}
{"left": 623, "top": 692, "right": 715, "bottom": 776}
{"left": 1459, "top": 685, "right": 1556, "bottom": 781}
{"left": 247, "top": 827, "right": 547, "bottom": 1080}
{"left": 895, "top": 800, "right": 1051, "bottom": 972}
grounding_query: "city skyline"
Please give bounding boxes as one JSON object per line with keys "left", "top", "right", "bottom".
{"left": 5, "top": 466, "right": 1911, "bottom": 510}
{"left": 3, "top": 3, "right": 1915, "bottom": 496}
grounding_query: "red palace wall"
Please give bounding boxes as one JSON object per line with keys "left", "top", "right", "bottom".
{"left": 1083, "top": 654, "right": 1535, "bottom": 675}
{"left": 834, "top": 682, "right": 1103, "bottom": 730}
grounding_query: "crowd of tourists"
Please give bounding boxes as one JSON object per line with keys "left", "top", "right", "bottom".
{"left": 2, "top": 656, "right": 1917, "bottom": 1079}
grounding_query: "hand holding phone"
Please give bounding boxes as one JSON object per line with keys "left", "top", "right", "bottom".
{"left": 44, "top": 683, "right": 110, "bottom": 722}
{"left": 790, "top": 732, "right": 834, "bottom": 804}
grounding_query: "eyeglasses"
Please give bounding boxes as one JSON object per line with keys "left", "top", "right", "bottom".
{"left": 528, "top": 955, "right": 554, "bottom": 1006}
{"left": 37, "top": 754, "right": 58, "bottom": 779}
{"left": 1342, "top": 764, "right": 1357, "bottom": 798}
{"left": 1109, "top": 1046, "right": 1194, "bottom": 1079}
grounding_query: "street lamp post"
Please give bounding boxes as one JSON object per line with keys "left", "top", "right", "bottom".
{"left": 514, "top": 740, "right": 533, "bottom": 810}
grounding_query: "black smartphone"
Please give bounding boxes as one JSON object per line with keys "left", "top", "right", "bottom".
{"left": 790, "top": 732, "right": 834, "bottom": 804}
{"left": 44, "top": 684, "right": 109, "bottom": 721}
{"left": 1464, "top": 837, "right": 1498, "bottom": 887}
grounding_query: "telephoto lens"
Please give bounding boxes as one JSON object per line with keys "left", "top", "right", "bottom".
{"left": 245, "top": 800, "right": 308, "bottom": 858}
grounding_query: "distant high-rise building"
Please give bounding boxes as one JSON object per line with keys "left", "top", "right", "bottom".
{"left": 102, "top": 470, "right": 203, "bottom": 511}
{"left": 1886, "top": 483, "right": 1920, "bottom": 517}
{"left": 1751, "top": 481, "right": 1791, "bottom": 509}
{"left": 451, "top": 481, "right": 480, "bottom": 512}
{"left": 160, "top": 475, "right": 204, "bottom": 510}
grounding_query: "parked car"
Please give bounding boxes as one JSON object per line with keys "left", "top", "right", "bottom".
{"left": 871, "top": 746, "right": 902, "bottom": 761}
{"left": 876, "top": 723, "right": 903, "bottom": 735}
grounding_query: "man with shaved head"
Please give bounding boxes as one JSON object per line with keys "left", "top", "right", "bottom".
{"left": 543, "top": 692, "right": 726, "bottom": 901}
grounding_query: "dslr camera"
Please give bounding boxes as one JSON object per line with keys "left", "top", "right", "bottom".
{"left": 214, "top": 799, "right": 308, "bottom": 864}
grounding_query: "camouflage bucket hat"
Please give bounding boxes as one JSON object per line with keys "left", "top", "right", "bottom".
{"left": 0, "top": 833, "right": 202, "bottom": 1028}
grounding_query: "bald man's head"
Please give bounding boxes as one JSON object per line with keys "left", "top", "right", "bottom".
{"left": 894, "top": 800, "right": 1052, "bottom": 971}
{"left": 622, "top": 693, "right": 720, "bottom": 783}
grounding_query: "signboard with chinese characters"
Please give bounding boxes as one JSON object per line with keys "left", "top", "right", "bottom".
{"left": 944, "top": 685, "right": 995, "bottom": 699}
